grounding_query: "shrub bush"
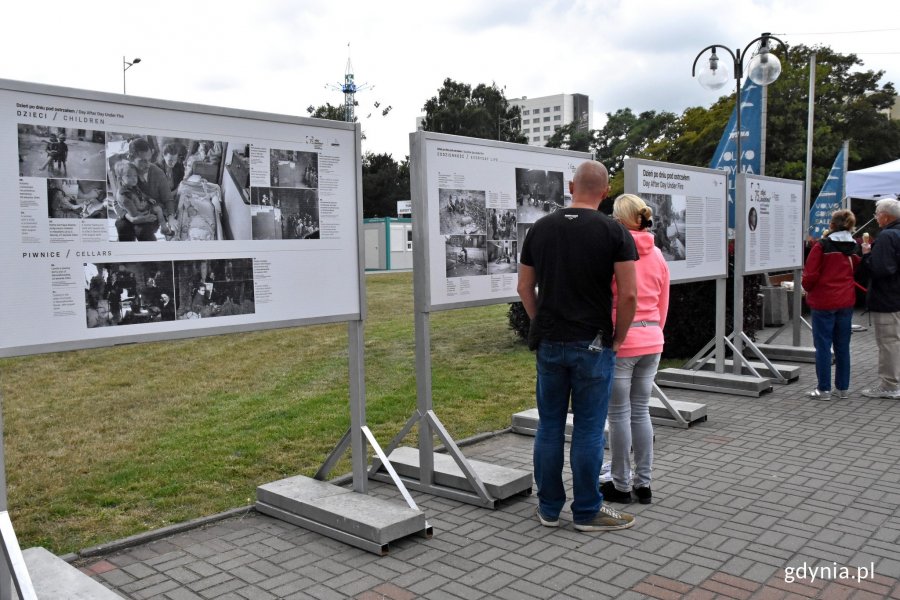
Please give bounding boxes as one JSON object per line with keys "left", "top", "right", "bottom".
{"left": 508, "top": 272, "right": 763, "bottom": 360}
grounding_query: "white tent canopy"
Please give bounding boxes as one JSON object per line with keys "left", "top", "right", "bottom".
{"left": 846, "top": 158, "right": 900, "bottom": 200}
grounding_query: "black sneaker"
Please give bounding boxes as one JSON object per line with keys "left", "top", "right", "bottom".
{"left": 600, "top": 480, "right": 632, "bottom": 504}
{"left": 634, "top": 486, "right": 652, "bottom": 504}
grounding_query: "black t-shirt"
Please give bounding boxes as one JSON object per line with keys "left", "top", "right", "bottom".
{"left": 520, "top": 207, "right": 637, "bottom": 344}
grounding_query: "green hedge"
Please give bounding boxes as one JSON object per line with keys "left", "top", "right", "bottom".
{"left": 508, "top": 273, "right": 762, "bottom": 360}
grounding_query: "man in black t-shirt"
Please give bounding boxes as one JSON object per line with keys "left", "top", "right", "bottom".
{"left": 518, "top": 160, "right": 638, "bottom": 532}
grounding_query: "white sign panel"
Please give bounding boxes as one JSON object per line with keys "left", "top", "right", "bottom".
{"left": 413, "top": 132, "right": 590, "bottom": 310}
{"left": 739, "top": 174, "right": 804, "bottom": 275}
{"left": 0, "top": 80, "right": 362, "bottom": 357}
{"left": 397, "top": 200, "right": 411, "bottom": 216}
{"left": 625, "top": 159, "right": 728, "bottom": 283}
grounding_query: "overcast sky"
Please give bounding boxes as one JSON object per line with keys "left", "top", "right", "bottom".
{"left": 2, "top": 0, "right": 897, "bottom": 159}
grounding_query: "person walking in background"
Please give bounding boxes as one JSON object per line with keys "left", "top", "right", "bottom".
{"left": 859, "top": 198, "right": 900, "bottom": 399}
{"left": 602, "top": 194, "right": 670, "bottom": 506}
{"left": 801, "top": 209, "right": 861, "bottom": 399}
{"left": 518, "top": 161, "right": 638, "bottom": 532}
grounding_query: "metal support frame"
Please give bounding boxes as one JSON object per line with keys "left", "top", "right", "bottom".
{"left": 0, "top": 393, "right": 36, "bottom": 600}
{"left": 314, "top": 315, "right": 424, "bottom": 515}
{"left": 650, "top": 383, "right": 690, "bottom": 428}
{"left": 368, "top": 311, "right": 497, "bottom": 508}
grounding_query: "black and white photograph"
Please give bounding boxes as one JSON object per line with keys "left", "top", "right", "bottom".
{"left": 104, "top": 133, "right": 235, "bottom": 242}
{"left": 748, "top": 206, "right": 759, "bottom": 232}
{"left": 445, "top": 234, "right": 487, "bottom": 278}
{"left": 250, "top": 188, "right": 319, "bottom": 240}
{"left": 270, "top": 149, "right": 318, "bottom": 188}
{"left": 515, "top": 168, "right": 566, "bottom": 224}
{"left": 644, "top": 193, "right": 687, "bottom": 261}
{"left": 84, "top": 261, "right": 176, "bottom": 328}
{"left": 487, "top": 208, "right": 517, "bottom": 241}
{"left": 438, "top": 188, "right": 486, "bottom": 235}
{"left": 18, "top": 125, "right": 106, "bottom": 180}
{"left": 47, "top": 179, "right": 107, "bottom": 219}
{"left": 174, "top": 259, "right": 255, "bottom": 320}
{"left": 487, "top": 240, "right": 517, "bottom": 275}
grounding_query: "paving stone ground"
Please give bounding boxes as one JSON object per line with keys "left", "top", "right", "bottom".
{"left": 78, "top": 312, "right": 900, "bottom": 599}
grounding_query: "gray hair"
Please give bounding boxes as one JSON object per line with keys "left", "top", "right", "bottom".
{"left": 875, "top": 198, "right": 900, "bottom": 219}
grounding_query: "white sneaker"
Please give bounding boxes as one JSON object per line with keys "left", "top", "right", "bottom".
{"left": 862, "top": 386, "right": 900, "bottom": 399}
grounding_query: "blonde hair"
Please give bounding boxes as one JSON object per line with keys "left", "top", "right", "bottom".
{"left": 613, "top": 194, "right": 653, "bottom": 230}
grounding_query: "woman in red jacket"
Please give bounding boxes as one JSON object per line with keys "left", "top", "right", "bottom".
{"left": 801, "top": 209, "right": 860, "bottom": 399}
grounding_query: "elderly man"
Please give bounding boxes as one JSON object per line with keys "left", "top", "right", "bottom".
{"left": 860, "top": 198, "right": 900, "bottom": 398}
{"left": 517, "top": 161, "right": 638, "bottom": 532}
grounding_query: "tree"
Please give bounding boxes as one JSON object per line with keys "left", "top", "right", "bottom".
{"left": 545, "top": 120, "right": 596, "bottom": 152}
{"left": 361, "top": 152, "right": 410, "bottom": 218}
{"left": 307, "top": 102, "right": 349, "bottom": 122}
{"left": 422, "top": 78, "right": 527, "bottom": 143}
{"left": 661, "top": 44, "right": 900, "bottom": 197}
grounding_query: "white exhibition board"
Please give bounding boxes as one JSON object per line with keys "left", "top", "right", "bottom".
{"left": 737, "top": 173, "right": 804, "bottom": 275}
{"left": 624, "top": 159, "right": 728, "bottom": 283}
{"left": 411, "top": 131, "right": 591, "bottom": 310}
{"left": 0, "top": 80, "right": 363, "bottom": 357}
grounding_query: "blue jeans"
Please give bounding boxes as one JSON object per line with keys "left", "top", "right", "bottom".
{"left": 811, "top": 307, "right": 853, "bottom": 392}
{"left": 534, "top": 340, "right": 615, "bottom": 523}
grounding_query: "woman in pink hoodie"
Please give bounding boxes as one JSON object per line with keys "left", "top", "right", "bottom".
{"left": 602, "top": 194, "right": 670, "bottom": 505}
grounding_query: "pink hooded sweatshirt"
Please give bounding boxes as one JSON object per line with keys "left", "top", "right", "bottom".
{"left": 613, "top": 230, "right": 670, "bottom": 358}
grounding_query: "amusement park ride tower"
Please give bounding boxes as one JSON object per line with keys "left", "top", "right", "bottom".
{"left": 327, "top": 50, "right": 391, "bottom": 123}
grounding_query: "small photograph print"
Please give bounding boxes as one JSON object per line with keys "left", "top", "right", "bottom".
{"left": 251, "top": 188, "right": 319, "bottom": 240}
{"left": 488, "top": 240, "right": 517, "bottom": 275}
{"left": 439, "top": 189, "right": 487, "bottom": 235}
{"left": 445, "top": 235, "right": 487, "bottom": 278}
{"left": 644, "top": 193, "right": 687, "bottom": 261}
{"left": 174, "top": 259, "right": 255, "bottom": 319}
{"left": 84, "top": 261, "right": 176, "bottom": 328}
{"left": 516, "top": 168, "right": 565, "bottom": 224}
{"left": 18, "top": 125, "right": 106, "bottom": 180}
{"left": 748, "top": 207, "right": 759, "bottom": 232}
{"left": 488, "top": 208, "right": 517, "bottom": 241}
{"left": 270, "top": 149, "right": 318, "bottom": 188}
{"left": 47, "top": 179, "right": 108, "bottom": 219}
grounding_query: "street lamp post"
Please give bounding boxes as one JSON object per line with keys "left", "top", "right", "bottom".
{"left": 692, "top": 33, "right": 786, "bottom": 179}
{"left": 692, "top": 33, "right": 787, "bottom": 375}
{"left": 123, "top": 56, "right": 142, "bottom": 95}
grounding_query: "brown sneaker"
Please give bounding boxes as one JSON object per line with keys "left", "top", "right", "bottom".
{"left": 573, "top": 504, "right": 635, "bottom": 531}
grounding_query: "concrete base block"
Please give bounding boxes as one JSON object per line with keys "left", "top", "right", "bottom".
{"left": 511, "top": 408, "right": 611, "bottom": 442}
{"left": 23, "top": 547, "right": 123, "bottom": 599}
{"left": 696, "top": 359, "right": 801, "bottom": 383}
{"left": 386, "top": 446, "right": 532, "bottom": 500}
{"left": 648, "top": 397, "right": 708, "bottom": 426}
{"left": 753, "top": 343, "right": 819, "bottom": 364}
{"left": 256, "top": 475, "right": 427, "bottom": 554}
{"left": 655, "top": 368, "right": 772, "bottom": 397}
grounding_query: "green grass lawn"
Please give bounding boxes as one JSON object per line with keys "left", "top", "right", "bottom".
{"left": 1, "top": 271, "right": 686, "bottom": 554}
{"left": 0, "top": 272, "right": 539, "bottom": 554}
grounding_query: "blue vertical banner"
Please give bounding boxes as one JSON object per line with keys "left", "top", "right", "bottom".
{"left": 808, "top": 147, "right": 846, "bottom": 239}
{"left": 709, "top": 80, "right": 763, "bottom": 230}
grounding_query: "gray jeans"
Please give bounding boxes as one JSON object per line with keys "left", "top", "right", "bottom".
{"left": 608, "top": 353, "right": 661, "bottom": 491}
{"left": 873, "top": 310, "right": 900, "bottom": 389}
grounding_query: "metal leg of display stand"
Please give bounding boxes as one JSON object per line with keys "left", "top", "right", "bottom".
{"left": 256, "top": 322, "right": 430, "bottom": 556}
{"left": 0, "top": 395, "right": 37, "bottom": 600}
{"left": 369, "top": 311, "right": 532, "bottom": 509}
{"left": 656, "top": 279, "right": 771, "bottom": 396}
